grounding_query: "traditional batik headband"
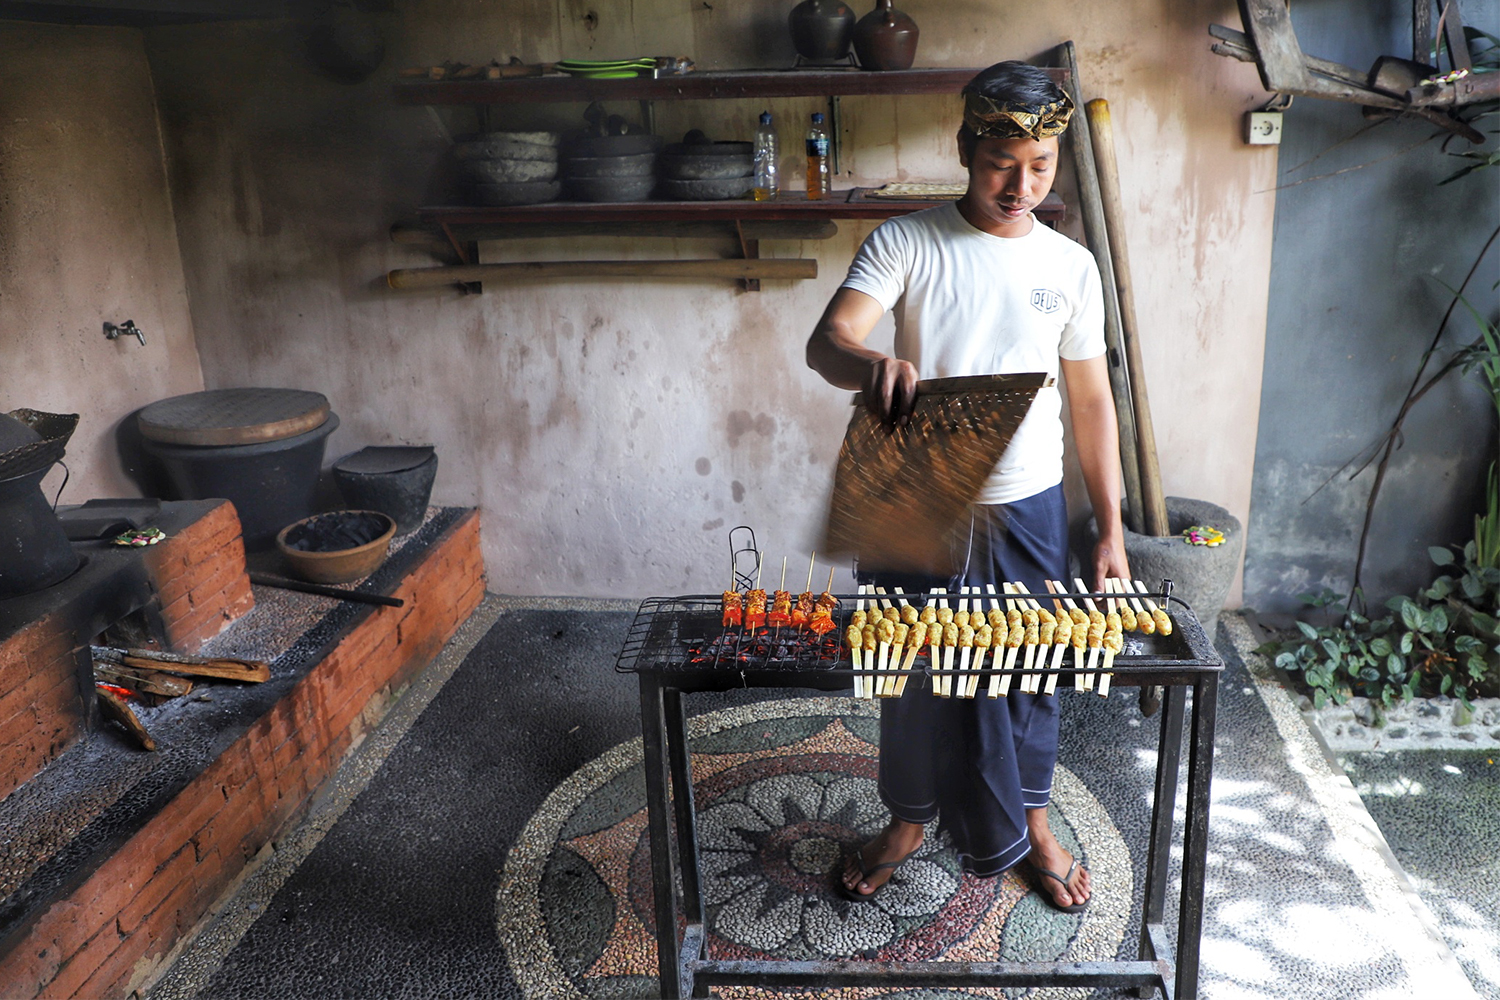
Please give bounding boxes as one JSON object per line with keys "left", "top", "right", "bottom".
{"left": 962, "top": 90, "right": 1075, "bottom": 140}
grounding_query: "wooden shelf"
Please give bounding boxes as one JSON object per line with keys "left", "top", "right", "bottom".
{"left": 417, "top": 190, "right": 1065, "bottom": 226}
{"left": 393, "top": 67, "right": 1062, "bottom": 105}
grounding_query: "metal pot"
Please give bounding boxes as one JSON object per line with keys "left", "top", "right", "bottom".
{"left": 789, "top": 0, "right": 856, "bottom": 62}
{"left": 0, "top": 410, "right": 80, "bottom": 599}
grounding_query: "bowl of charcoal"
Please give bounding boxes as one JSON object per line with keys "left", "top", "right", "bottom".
{"left": 276, "top": 509, "right": 396, "bottom": 584}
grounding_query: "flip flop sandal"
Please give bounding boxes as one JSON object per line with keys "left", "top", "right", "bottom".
{"left": 839, "top": 844, "right": 921, "bottom": 902}
{"left": 1028, "top": 858, "right": 1088, "bottom": 914}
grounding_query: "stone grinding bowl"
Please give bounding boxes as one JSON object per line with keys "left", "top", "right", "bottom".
{"left": 659, "top": 151, "right": 754, "bottom": 180}
{"left": 276, "top": 509, "right": 396, "bottom": 584}
{"left": 452, "top": 134, "right": 560, "bottom": 162}
{"left": 560, "top": 152, "right": 658, "bottom": 178}
{"left": 474, "top": 180, "right": 563, "bottom": 206}
{"left": 460, "top": 158, "right": 559, "bottom": 184}
{"left": 565, "top": 174, "right": 657, "bottom": 202}
{"left": 659, "top": 175, "right": 755, "bottom": 200}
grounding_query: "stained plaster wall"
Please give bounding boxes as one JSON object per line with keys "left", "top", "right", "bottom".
{"left": 0, "top": 21, "right": 203, "bottom": 502}
{"left": 1242, "top": 0, "right": 1500, "bottom": 616}
{"left": 144, "top": 1, "right": 1277, "bottom": 598}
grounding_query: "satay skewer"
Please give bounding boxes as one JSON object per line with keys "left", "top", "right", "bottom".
{"left": 1120, "top": 578, "right": 1155, "bottom": 635}
{"left": 1023, "top": 589, "right": 1058, "bottom": 695}
{"left": 996, "top": 585, "right": 1021, "bottom": 697}
{"left": 1107, "top": 577, "right": 1139, "bottom": 631}
{"left": 852, "top": 585, "right": 868, "bottom": 698}
{"left": 1133, "top": 580, "right": 1174, "bottom": 635}
{"left": 1073, "top": 578, "right": 1106, "bottom": 690}
{"left": 1051, "top": 581, "right": 1089, "bottom": 690}
{"left": 984, "top": 584, "right": 1007, "bottom": 698}
{"left": 1010, "top": 584, "right": 1040, "bottom": 694}
{"left": 896, "top": 619, "right": 926, "bottom": 697}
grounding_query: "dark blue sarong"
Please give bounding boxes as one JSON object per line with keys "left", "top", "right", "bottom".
{"left": 857, "top": 484, "right": 1069, "bottom": 877}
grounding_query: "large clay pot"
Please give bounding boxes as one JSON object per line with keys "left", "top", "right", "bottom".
{"left": 788, "top": 0, "right": 856, "bottom": 62}
{"left": 852, "top": 0, "right": 919, "bottom": 71}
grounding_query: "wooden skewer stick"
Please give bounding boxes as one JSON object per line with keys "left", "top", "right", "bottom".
{"left": 927, "top": 590, "right": 945, "bottom": 697}
{"left": 1042, "top": 581, "right": 1069, "bottom": 695}
{"left": 1019, "top": 584, "right": 1043, "bottom": 694}
{"left": 854, "top": 585, "right": 868, "bottom": 698}
{"left": 1025, "top": 589, "right": 1058, "bottom": 696}
{"left": 1119, "top": 578, "right": 1153, "bottom": 633}
{"left": 806, "top": 553, "right": 816, "bottom": 594}
{"left": 896, "top": 617, "right": 925, "bottom": 697}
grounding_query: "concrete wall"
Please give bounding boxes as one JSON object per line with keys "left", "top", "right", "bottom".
{"left": 0, "top": 22, "right": 203, "bottom": 502}
{"left": 1242, "top": 0, "right": 1500, "bottom": 615}
{"left": 144, "top": 0, "right": 1278, "bottom": 598}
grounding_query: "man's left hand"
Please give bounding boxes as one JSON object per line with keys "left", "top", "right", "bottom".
{"left": 1092, "top": 536, "right": 1130, "bottom": 591}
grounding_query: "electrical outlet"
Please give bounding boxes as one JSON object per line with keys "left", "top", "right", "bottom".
{"left": 1245, "top": 111, "right": 1283, "bottom": 145}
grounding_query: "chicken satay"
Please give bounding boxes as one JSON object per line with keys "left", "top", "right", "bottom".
{"left": 1108, "top": 578, "right": 1138, "bottom": 631}
{"left": 1022, "top": 608, "right": 1041, "bottom": 694}
{"left": 884, "top": 605, "right": 901, "bottom": 624}
{"left": 850, "top": 609, "right": 867, "bottom": 630}
{"left": 1099, "top": 628, "right": 1124, "bottom": 697}
{"left": 876, "top": 617, "right": 896, "bottom": 696}
{"left": 900, "top": 603, "right": 919, "bottom": 626}
{"left": 861, "top": 623, "right": 878, "bottom": 699}
{"left": 986, "top": 607, "right": 1009, "bottom": 699}
{"left": 1122, "top": 582, "right": 1155, "bottom": 635}
{"left": 722, "top": 589, "right": 743, "bottom": 628}
{"left": 956, "top": 623, "right": 975, "bottom": 698}
{"left": 885, "top": 622, "right": 910, "bottom": 697}
{"left": 845, "top": 625, "right": 863, "bottom": 694}
{"left": 745, "top": 588, "right": 767, "bottom": 629}
{"left": 1035, "top": 606, "right": 1057, "bottom": 696}
{"left": 940, "top": 622, "right": 959, "bottom": 697}
{"left": 1134, "top": 580, "right": 1174, "bottom": 635}
{"left": 970, "top": 622, "right": 993, "bottom": 698}
{"left": 896, "top": 620, "right": 927, "bottom": 697}
{"left": 1045, "top": 611, "right": 1072, "bottom": 695}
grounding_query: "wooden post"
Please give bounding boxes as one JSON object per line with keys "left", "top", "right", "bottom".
{"left": 1086, "top": 98, "right": 1170, "bottom": 538}
{"left": 1056, "top": 41, "right": 1145, "bottom": 534}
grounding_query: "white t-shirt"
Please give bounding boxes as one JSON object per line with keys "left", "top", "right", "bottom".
{"left": 841, "top": 202, "right": 1105, "bottom": 504}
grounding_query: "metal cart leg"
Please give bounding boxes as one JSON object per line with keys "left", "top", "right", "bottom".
{"left": 1137, "top": 683, "right": 1187, "bottom": 999}
{"left": 639, "top": 674, "right": 683, "bottom": 998}
{"left": 663, "top": 688, "right": 710, "bottom": 997}
{"left": 1176, "top": 672, "right": 1220, "bottom": 1000}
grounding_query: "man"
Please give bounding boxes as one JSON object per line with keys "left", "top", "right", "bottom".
{"left": 806, "top": 61, "right": 1130, "bottom": 913}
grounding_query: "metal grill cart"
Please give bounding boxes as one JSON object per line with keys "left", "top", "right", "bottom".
{"left": 615, "top": 584, "right": 1222, "bottom": 999}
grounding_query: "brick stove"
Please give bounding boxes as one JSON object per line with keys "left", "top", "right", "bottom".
{"left": 0, "top": 502, "right": 485, "bottom": 999}
{"left": 0, "top": 499, "right": 253, "bottom": 804}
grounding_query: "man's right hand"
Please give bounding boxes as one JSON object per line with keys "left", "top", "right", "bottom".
{"left": 864, "top": 356, "right": 919, "bottom": 430}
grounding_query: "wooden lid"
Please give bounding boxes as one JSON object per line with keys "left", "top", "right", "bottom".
{"left": 137, "top": 388, "right": 330, "bottom": 446}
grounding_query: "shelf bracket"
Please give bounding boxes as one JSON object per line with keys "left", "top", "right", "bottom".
{"left": 828, "top": 95, "right": 842, "bottom": 176}
{"left": 734, "top": 220, "right": 761, "bottom": 292}
{"left": 439, "top": 222, "right": 482, "bottom": 293}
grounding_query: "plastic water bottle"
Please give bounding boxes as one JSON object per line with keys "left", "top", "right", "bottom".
{"left": 805, "top": 112, "right": 830, "bottom": 200}
{"left": 753, "top": 111, "right": 779, "bottom": 201}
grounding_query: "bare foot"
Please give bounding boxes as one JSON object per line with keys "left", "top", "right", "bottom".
{"left": 1025, "top": 809, "right": 1090, "bottom": 909}
{"left": 841, "top": 819, "right": 925, "bottom": 897}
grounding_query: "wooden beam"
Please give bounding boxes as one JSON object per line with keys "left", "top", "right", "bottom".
{"left": 387, "top": 258, "right": 818, "bottom": 290}
{"left": 1236, "top": 0, "right": 1311, "bottom": 90}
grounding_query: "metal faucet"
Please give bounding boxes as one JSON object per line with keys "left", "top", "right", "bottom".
{"left": 103, "top": 320, "right": 146, "bottom": 346}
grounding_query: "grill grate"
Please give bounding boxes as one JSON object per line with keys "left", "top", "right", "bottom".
{"left": 614, "top": 588, "right": 1222, "bottom": 684}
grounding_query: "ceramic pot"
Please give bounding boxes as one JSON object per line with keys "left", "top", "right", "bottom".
{"left": 788, "top": 0, "right": 856, "bottom": 62}
{"left": 852, "top": 0, "right": 919, "bottom": 71}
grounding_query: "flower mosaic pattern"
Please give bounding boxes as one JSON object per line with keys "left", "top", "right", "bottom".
{"left": 497, "top": 697, "right": 1131, "bottom": 1000}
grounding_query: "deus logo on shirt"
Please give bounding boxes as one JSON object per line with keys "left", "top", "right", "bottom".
{"left": 1030, "top": 288, "right": 1062, "bottom": 314}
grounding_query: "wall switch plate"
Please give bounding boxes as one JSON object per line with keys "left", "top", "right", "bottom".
{"left": 1245, "top": 111, "right": 1283, "bottom": 145}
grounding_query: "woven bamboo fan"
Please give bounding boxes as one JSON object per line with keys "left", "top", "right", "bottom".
{"left": 822, "top": 372, "right": 1052, "bottom": 576}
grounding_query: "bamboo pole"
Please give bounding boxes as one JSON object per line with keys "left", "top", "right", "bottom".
{"left": 1056, "top": 41, "right": 1145, "bottom": 534}
{"left": 1086, "top": 98, "right": 1170, "bottom": 538}
{"left": 387, "top": 258, "right": 817, "bottom": 289}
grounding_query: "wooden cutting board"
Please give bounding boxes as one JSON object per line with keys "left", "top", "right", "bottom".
{"left": 821, "top": 372, "right": 1051, "bottom": 576}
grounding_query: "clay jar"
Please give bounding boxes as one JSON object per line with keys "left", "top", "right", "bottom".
{"left": 852, "top": 0, "right": 919, "bottom": 71}
{"left": 788, "top": 0, "right": 856, "bottom": 62}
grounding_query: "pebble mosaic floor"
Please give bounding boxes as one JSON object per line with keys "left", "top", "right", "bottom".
{"left": 144, "top": 605, "right": 1484, "bottom": 1000}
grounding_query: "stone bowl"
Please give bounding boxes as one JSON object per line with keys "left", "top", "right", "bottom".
{"left": 562, "top": 132, "right": 663, "bottom": 157}
{"left": 565, "top": 174, "right": 656, "bottom": 202}
{"left": 560, "top": 153, "right": 658, "bottom": 178}
{"left": 659, "top": 145, "right": 754, "bottom": 180}
{"left": 659, "top": 175, "right": 755, "bottom": 200}
{"left": 474, "top": 180, "right": 562, "bottom": 206}
{"left": 276, "top": 509, "right": 396, "bottom": 584}
{"left": 453, "top": 133, "right": 560, "bottom": 162}
{"left": 460, "top": 158, "right": 559, "bottom": 184}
